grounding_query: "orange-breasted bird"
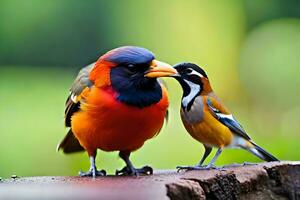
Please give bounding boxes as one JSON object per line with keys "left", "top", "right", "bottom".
{"left": 57, "top": 46, "right": 177, "bottom": 177}
{"left": 163, "top": 62, "right": 279, "bottom": 170}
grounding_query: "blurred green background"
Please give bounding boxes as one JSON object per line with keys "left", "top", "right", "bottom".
{"left": 1, "top": 0, "right": 299, "bottom": 177}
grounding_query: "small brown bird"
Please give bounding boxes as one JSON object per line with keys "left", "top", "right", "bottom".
{"left": 164, "top": 62, "right": 279, "bottom": 170}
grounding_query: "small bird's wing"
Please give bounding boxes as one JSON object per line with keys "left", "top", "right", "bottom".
{"left": 206, "top": 96, "right": 251, "bottom": 140}
{"left": 58, "top": 62, "right": 95, "bottom": 153}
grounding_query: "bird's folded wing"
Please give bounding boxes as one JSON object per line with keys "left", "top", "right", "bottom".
{"left": 206, "top": 97, "right": 251, "bottom": 140}
{"left": 65, "top": 62, "right": 95, "bottom": 127}
{"left": 59, "top": 63, "right": 96, "bottom": 153}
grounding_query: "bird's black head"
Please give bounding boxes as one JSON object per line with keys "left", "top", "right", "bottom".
{"left": 105, "top": 46, "right": 175, "bottom": 108}
{"left": 172, "top": 62, "right": 209, "bottom": 110}
{"left": 174, "top": 62, "right": 208, "bottom": 82}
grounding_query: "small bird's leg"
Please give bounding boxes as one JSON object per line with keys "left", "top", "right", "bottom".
{"left": 116, "top": 151, "right": 153, "bottom": 176}
{"left": 205, "top": 147, "right": 222, "bottom": 168}
{"left": 177, "top": 147, "right": 223, "bottom": 171}
{"left": 79, "top": 152, "right": 106, "bottom": 178}
{"left": 177, "top": 146, "right": 212, "bottom": 171}
{"left": 197, "top": 145, "right": 212, "bottom": 166}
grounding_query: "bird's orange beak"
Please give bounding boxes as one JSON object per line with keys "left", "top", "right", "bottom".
{"left": 144, "top": 60, "right": 177, "bottom": 78}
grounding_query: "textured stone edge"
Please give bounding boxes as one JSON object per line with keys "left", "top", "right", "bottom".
{"left": 165, "top": 162, "right": 300, "bottom": 200}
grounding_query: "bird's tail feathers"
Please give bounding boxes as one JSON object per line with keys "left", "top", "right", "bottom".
{"left": 57, "top": 129, "right": 85, "bottom": 153}
{"left": 246, "top": 141, "right": 279, "bottom": 162}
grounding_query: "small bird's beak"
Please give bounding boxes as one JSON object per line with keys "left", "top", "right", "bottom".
{"left": 144, "top": 60, "right": 178, "bottom": 78}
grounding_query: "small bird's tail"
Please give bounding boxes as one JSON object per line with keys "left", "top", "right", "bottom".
{"left": 246, "top": 141, "right": 279, "bottom": 162}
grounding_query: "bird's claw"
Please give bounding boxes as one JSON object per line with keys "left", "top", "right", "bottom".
{"left": 177, "top": 165, "right": 224, "bottom": 172}
{"left": 79, "top": 168, "right": 106, "bottom": 177}
{"left": 115, "top": 165, "right": 153, "bottom": 176}
{"left": 176, "top": 165, "right": 207, "bottom": 172}
{"left": 243, "top": 162, "right": 257, "bottom": 166}
{"left": 222, "top": 162, "right": 258, "bottom": 168}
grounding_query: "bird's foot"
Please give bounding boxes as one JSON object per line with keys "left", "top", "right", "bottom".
{"left": 243, "top": 162, "right": 257, "bottom": 166}
{"left": 79, "top": 168, "right": 106, "bottom": 178}
{"left": 222, "top": 163, "right": 242, "bottom": 168}
{"left": 223, "top": 162, "right": 257, "bottom": 168}
{"left": 115, "top": 165, "right": 153, "bottom": 176}
{"left": 177, "top": 164, "right": 224, "bottom": 172}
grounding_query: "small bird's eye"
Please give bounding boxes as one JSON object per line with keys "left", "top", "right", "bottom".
{"left": 185, "top": 68, "right": 193, "bottom": 74}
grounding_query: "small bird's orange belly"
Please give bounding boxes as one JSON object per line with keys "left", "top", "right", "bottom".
{"left": 182, "top": 113, "right": 233, "bottom": 147}
{"left": 71, "top": 90, "right": 166, "bottom": 153}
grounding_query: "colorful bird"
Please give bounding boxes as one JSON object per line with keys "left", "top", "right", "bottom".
{"left": 57, "top": 46, "right": 177, "bottom": 177}
{"left": 163, "top": 62, "right": 279, "bottom": 170}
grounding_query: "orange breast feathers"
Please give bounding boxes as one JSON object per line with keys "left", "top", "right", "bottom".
{"left": 71, "top": 85, "right": 169, "bottom": 153}
{"left": 182, "top": 96, "right": 233, "bottom": 148}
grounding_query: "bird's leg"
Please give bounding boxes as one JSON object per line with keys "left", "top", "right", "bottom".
{"left": 177, "top": 145, "right": 212, "bottom": 171}
{"left": 79, "top": 152, "right": 106, "bottom": 178}
{"left": 205, "top": 147, "right": 222, "bottom": 168}
{"left": 116, "top": 151, "right": 153, "bottom": 176}
{"left": 197, "top": 145, "right": 212, "bottom": 166}
{"left": 177, "top": 147, "right": 223, "bottom": 171}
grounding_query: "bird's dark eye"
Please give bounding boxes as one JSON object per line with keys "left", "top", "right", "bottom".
{"left": 185, "top": 68, "right": 193, "bottom": 74}
{"left": 126, "top": 64, "right": 137, "bottom": 73}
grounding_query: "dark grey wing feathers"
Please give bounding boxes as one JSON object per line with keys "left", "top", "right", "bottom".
{"left": 64, "top": 62, "right": 95, "bottom": 127}
{"left": 59, "top": 62, "right": 95, "bottom": 154}
{"left": 70, "top": 62, "right": 95, "bottom": 97}
{"left": 206, "top": 98, "right": 251, "bottom": 140}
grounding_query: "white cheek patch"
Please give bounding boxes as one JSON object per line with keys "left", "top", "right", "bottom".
{"left": 188, "top": 68, "right": 204, "bottom": 77}
{"left": 182, "top": 80, "right": 201, "bottom": 108}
